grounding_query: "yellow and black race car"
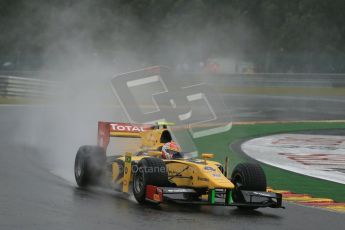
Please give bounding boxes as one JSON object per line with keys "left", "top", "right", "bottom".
{"left": 74, "top": 121, "right": 283, "bottom": 209}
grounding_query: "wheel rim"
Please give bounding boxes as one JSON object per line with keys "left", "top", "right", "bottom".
{"left": 75, "top": 157, "right": 83, "bottom": 178}
{"left": 134, "top": 170, "right": 144, "bottom": 194}
{"left": 233, "top": 173, "right": 243, "bottom": 188}
{"left": 232, "top": 173, "right": 244, "bottom": 202}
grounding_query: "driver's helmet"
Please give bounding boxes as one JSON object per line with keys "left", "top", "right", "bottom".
{"left": 161, "top": 141, "right": 181, "bottom": 159}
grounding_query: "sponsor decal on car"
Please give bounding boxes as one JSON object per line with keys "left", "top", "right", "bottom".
{"left": 110, "top": 123, "right": 151, "bottom": 132}
{"left": 165, "top": 188, "right": 194, "bottom": 193}
{"left": 252, "top": 192, "right": 272, "bottom": 197}
{"left": 189, "top": 159, "right": 205, "bottom": 164}
{"left": 212, "top": 173, "right": 221, "bottom": 178}
{"left": 204, "top": 166, "right": 216, "bottom": 172}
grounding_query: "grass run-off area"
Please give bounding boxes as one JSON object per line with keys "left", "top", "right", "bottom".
{"left": 194, "top": 121, "right": 345, "bottom": 202}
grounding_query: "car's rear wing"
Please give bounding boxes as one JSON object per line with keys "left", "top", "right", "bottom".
{"left": 97, "top": 121, "right": 154, "bottom": 150}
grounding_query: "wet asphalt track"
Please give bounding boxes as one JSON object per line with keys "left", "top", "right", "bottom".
{"left": 1, "top": 92, "right": 345, "bottom": 230}
{"left": 1, "top": 140, "right": 344, "bottom": 230}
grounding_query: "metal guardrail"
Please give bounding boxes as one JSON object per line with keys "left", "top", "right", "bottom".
{"left": 0, "top": 75, "right": 59, "bottom": 98}
{"left": 173, "top": 72, "right": 345, "bottom": 88}
{"left": 1, "top": 72, "right": 344, "bottom": 99}
{"left": 196, "top": 73, "right": 345, "bottom": 88}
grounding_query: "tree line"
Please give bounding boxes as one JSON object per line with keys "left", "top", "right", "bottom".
{"left": 0, "top": 0, "right": 344, "bottom": 73}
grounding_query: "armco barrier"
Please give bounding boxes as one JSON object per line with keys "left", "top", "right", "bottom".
{"left": 176, "top": 73, "right": 345, "bottom": 88}
{"left": 0, "top": 75, "right": 59, "bottom": 98}
{"left": 1, "top": 72, "right": 344, "bottom": 99}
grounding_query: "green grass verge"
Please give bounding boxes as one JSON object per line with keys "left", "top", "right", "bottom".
{"left": 194, "top": 122, "right": 345, "bottom": 202}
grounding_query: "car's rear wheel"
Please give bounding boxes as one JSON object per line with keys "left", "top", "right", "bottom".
{"left": 231, "top": 163, "right": 267, "bottom": 210}
{"left": 74, "top": 145, "right": 106, "bottom": 187}
{"left": 132, "top": 157, "right": 169, "bottom": 204}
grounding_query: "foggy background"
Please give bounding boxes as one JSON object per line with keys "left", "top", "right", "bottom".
{"left": 1, "top": 0, "right": 345, "bottom": 183}
{"left": 1, "top": 2, "right": 345, "bottom": 229}
{"left": 1, "top": 0, "right": 345, "bottom": 74}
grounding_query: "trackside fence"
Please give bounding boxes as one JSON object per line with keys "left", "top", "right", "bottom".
{"left": 0, "top": 75, "right": 59, "bottom": 98}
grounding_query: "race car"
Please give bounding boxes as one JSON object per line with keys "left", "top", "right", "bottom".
{"left": 74, "top": 121, "right": 283, "bottom": 209}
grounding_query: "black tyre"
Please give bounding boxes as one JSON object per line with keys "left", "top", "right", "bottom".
{"left": 132, "top": 157, "right": 169, "bottom": 204}
{"left": 74, "top": 145, "right": 106, "bottom": 187}
{"left": 231, "top": 163, "right": 267, "bottom": 209}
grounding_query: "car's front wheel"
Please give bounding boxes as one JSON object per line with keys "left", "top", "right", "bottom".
{"left": 132, "top": 157, "right": 169, "bottom": 204}
{"left": 231, "top": 162, "right": 267, "bottom": 209}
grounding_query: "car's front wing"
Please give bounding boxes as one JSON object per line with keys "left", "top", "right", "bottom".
{"left": 145, "top": 185, "right": 284, "bottom": 209}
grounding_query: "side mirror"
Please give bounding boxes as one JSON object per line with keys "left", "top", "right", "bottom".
{"left": 202, "top": 153, "right": 214, "bottom": 159}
